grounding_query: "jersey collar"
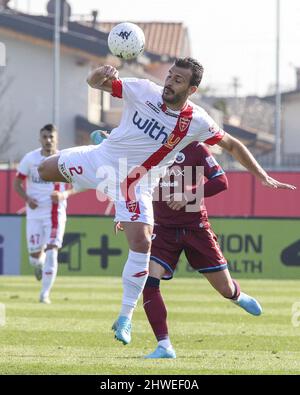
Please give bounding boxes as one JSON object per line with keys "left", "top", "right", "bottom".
{"left": 161, "top": 101, "right": 189, "bottom": 114}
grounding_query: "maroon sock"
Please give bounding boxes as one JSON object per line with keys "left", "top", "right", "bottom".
{"left": 143, "top": 277, "right": 168, "bottom": 341}
{"left": 231, "top": 279, "right": 241, "bottom": 300}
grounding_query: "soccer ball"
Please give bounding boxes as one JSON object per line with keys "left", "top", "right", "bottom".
{"left": 108, "top": 22, "right": 145, "bottom": 60}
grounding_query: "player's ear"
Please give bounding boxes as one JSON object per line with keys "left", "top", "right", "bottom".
{"left": 189, "top": 86, "right": 197, "bottom": 95}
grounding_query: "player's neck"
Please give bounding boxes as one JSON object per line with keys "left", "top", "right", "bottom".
{"left": 162, "top": 100, "right": 188, "bottom": 112}
{"left": 41, "top": 148, "right": 57, "bottom": 157}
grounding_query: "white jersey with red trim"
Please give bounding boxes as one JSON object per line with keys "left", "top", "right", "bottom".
{"left": 17, "top": 148, "right": 67, "bottom": 219}
{"left": 57, "top": 77, "right": 225, "bottom": 204}
{"left": 102, "top": 78, "right": 224, "bottom": 175}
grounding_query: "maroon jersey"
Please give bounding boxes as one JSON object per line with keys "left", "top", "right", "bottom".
{"left": 153, "top": 142, "right": 225, "bottom": 229}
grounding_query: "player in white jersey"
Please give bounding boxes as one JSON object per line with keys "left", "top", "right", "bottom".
{"left": 14, "top": 124, "right": 76, "bottom": 304}
{"left": 38, "top": 58, "right": 296, "bottom": 344}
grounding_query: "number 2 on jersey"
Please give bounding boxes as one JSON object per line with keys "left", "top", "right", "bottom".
{"left": 69, "top": 166, "right": 83, "bottom": 176}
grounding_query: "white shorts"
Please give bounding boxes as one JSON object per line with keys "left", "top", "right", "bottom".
{"left": 26, "top": 215, "right": 66, "bottom": 254}
{"left": 114, "top": 192, "right": 154, "bottom": 225}
{"left": 58, "top": 145, "right": 155, "bottom": 225}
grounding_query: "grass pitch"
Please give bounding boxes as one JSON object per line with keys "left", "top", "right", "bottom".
{"left": 0, "top": 276, "right": 300, "bottom": 375}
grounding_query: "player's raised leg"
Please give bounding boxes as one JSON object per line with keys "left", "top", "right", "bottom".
{"left": 112, "top": 221, "right": 152, "bottom": 345}
{"left": 203, "top": 269, "right": 262, "bottom": 316}
{"left": 143, "top": 261, "right": 176, "bottom": 359}
{"left": 185, "top": 228, "right": 262, "bottom": 316}
{"left": 38, "top": 154, "right": 68, "bottom": 183}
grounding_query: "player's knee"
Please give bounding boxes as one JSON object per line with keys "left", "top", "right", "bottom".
{"left": 29, "top": 254, "right": 43, "bottom": 267}
{"left": 45, "top": 244, "right": 58, "bottom": 251}
{"left": 30, "top": 252, "right": 42, "bottom": 259}
{"left": 130, "top": 236, "right": 151, "bottom": 254}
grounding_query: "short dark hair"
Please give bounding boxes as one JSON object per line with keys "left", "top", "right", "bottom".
{"left": 40, "top": 124, "right": 57, "bottom": 133}
{"left": 175, "top": 57, "right": 204, "bottom": 87}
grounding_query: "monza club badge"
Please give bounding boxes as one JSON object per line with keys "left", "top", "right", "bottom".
{"left": 179, "top": 117, "right": 191, "bottom": 133}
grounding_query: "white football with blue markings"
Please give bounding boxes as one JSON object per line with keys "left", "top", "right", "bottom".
{"left": 108, "top": 22, "right": 145, "bottom": 60}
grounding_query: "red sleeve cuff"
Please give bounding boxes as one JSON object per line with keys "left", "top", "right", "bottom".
{"left": 16, "top": 172, "right": 27, "bottom": 180}
{"left": 111, "top": 79, "right": 123, "bottom": 98}
{"left": 204, "top": 130, "right": 225, "bottom": 146}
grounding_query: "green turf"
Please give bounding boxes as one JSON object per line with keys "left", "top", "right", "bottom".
{"left": 1, "top": 276, "right": 300, "bottom": 375}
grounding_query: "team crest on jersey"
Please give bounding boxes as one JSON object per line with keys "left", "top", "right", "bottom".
{"left": 179, "top": 117, "right": 191, "bottom": 133}
{"left": 126, "top": 200, "right": 140, "bottom": 214}
{"left": 175, "top": 152, "right": 186, "bottom": 164}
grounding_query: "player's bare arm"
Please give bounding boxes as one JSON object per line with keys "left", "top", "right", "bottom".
{"left": 218, "top": 133, "right": 296, "bottom": 190}
{"left": 50, "top": 186, "right": 78, "bottom": 204}
{"left": 114, "top": 222, "right": 124, "bottom": 235}
{"left": 86, "top": 65, "right": 119, "bottom": 92}
{"left": 13, "top": 177, "right": 38, "bottom": 209}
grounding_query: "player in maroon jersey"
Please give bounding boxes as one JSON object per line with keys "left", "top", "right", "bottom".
{"left": 142, "top": 142, "right": 262, "bottom": 359}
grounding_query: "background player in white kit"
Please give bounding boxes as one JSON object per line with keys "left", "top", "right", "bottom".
{"left": 14, "top": 124, "right": 76, "bottom": 304}
{"left": 38, "top": 58, "right": 296, "bottom": 344}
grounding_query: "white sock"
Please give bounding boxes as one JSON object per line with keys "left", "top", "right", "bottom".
{"left": 120, "top": 304, "right": 134, "bottom": 320}
{"left": 232, "top": 292, "right": 245, "bottom": 304}
{"left": 158, "top": 338, "right": 172, "bottom": 349}
{"left": 41, "top": 248, "right": 58, "bottom": 298}
{"left": 120, "top": 250, "right": 150, "bottom": 319}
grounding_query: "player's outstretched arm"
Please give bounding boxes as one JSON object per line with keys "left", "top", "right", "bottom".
{"left": 217, "top": 133, "right": 296, "bottom": 190}
{"left": 204, "top": 174, "right": 228, "bottom": 197}
{"left": 86, "top": 65, "right": 119, "bottom": 92}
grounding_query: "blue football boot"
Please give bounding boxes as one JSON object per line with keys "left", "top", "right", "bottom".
{"left": 233, "top": 292, "right": 263, "bottom": 316}
{"left": 112, "top": 316, "right": 132, "bottom": 345}
{"left": 144, "top": 345, "right": 176, "bottom": 359}
{"left": 90, "top": 130, "right": 107, "bottom": 145}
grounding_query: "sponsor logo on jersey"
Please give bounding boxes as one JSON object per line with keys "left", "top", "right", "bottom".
{"left": 132, "top": 111, "right": 168, "bottom": 144}
{"left": 164, "top": 133, "right": 180, "bottom": 149}
{"left": 31, "top": 166, "right": 51, "bottom": 184}
{"left": 30, "top": 175, "right": 51, "bottom": 184}
{"left": 167, "top": 167, "right": 185, "bottom": 177}
{"left": 175, "top": 152, "right": 186, "bottom": 164}
{"left": 59, "top": 162, "right": 72, "bottom": 183}
{"left": 145, "top": 101, "right": 160, "bottom": 114}
{"left": 159, "top": 180, "right": 179, "bottom": 188}
{"left": 209, "top": 124, "right": 221, "bottom": 135}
